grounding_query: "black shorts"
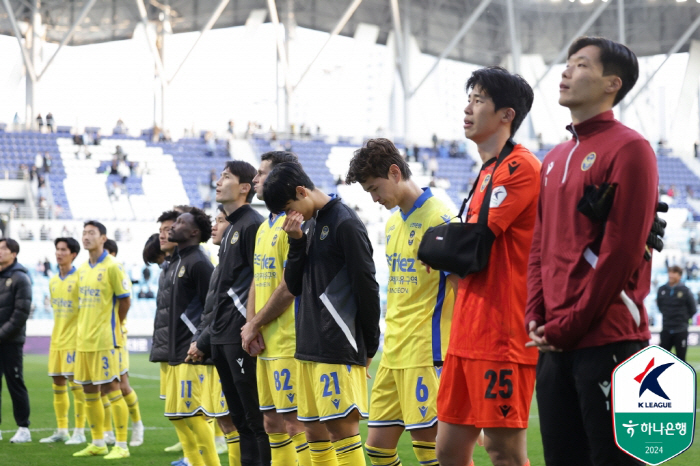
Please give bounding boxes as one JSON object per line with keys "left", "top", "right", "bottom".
{"left": 536, "top": 340, "right": 647, "bottom": 466}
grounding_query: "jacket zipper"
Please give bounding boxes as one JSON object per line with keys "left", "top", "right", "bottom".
{"left": 562, "top": 125, "right": 580, "bottom": 183}
{"left": 172, "top": 257, "right": 182, "bottom": 286}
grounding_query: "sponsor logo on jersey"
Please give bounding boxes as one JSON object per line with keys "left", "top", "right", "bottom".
{"left": 178, "top": 266, "right": 185, "bottom": 278}
{"left": 320, "top": 225, "right": 330, "bottom": 240}
{"left": 480, "top": 173, "right": 491, "bottom": 192}
{"left": 254, "top": 254, "right": 276, "bottom": 269}
{"left": 386, "top": 253, "right": 417, "bottom": 272}
{"left": 418, "top": 406, "right": 428, "bottom": 418}
{"left": 331, "top": 398, "right": 340, "bottom": 409}
{"left": 581, "top": 152, "right": 596, "bottom": 171}
{"left": 508, "top": 161, "right": 520, "bottom": 175}
{"left": 231, "top": 231, "right": 240, "bottom": 244}
{"left": 409, "top": 222, "right": 423, "bottom": 229}
{"left": 441, "top": 214, "right": 451, "bottom": 223}
{"left": 500, "top": 405, "right": 512, "bottom": 418}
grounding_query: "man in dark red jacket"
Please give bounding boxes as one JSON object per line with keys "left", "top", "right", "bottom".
{"left": 525, "top": 37, "right": 657, "bottom": 466}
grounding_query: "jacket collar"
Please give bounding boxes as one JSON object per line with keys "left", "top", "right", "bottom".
{"left": 176, "top": 244, "right": 200, "bottom": 258}
{"left": 566, "top": 110, "right": 616, "bottom": 140}
{"left": 317, "top": 195, "right": 341, "bottom": 220}
{"left": 225, "top": 204, "right": 253, "bottom": 225}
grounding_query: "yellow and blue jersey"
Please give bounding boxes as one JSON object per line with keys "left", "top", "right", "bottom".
{"left": 381, "top": 188, "right": 454, "bottom": 369}
{"left": 48, "top": 267, "right": 80, "bottom": 351}
{"left": 76, "top": 251, "right": 132, "bottom": 352}
{"left": 254, "top": 213, "right": 296, "bottom": 358}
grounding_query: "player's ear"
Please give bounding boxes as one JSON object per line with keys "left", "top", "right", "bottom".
{"left": 296, "top": 186, "right": 307, "bottom": 199}
{"left": 502, "top": 108, "right": 515, "bottom": 125}
{"left": 240, "top": 183, "right": 251, "bottom": 195}
{"left": 389, "top": 164, "right": 401, "bottom": 181}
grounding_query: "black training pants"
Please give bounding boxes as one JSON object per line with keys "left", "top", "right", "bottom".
{"left": 211, "top": 343, "right": 270, "bottom": 466}
{"left": 536, "top": 340, "right": 646, "bottom": 466}
{"left": 0, "top": 342, "right": 31, "bottom": 427}
{"left": 659, "top": 329, "right": 688, "bottom": 362}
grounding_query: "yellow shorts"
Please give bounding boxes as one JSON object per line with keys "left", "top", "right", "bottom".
{"left": 118, "top": 345, "right": 129, "bottom": 375}
{"left": 203, "top": 365, "right": 229, "bottom": 417}
{"left": 164, "top": 364, "right": 209, "bottom": 418}
{"left": 48, "top": 349, "right": 76, "bottom": 377}
{"left": 74, "top": 349, "right": 120, "bottom": 385}
{"left": 257, "top": 358, "right": 298, "bottom": 414}
{"left": 160, "top": 362, "right": 168, "bottom": 400}
{"left": 297, "top": 360, "right": 368, "bottom": 422}
{"left": 369, "top": 365, "right": 441, "bottom": 430}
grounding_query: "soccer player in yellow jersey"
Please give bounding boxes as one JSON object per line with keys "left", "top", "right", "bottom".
{"left": 346, "top": 138, "right": 457, "bottom": 466}
{"left": 41, "top": 237, "right": 86, "bottom": 445}
{"left": 72, "top": 221, "right": 132, "bottom": 459}
{"left": 104, "top": 239, "right": 145, "bottom": 447}
{"left": 241, "top": 151, "right": 313, "bottom": 466}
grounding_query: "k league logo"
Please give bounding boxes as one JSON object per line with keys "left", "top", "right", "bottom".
{"left": 612, "top": 345, "right": 696, "bottom": 465}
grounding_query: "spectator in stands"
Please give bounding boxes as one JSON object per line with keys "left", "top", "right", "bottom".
{"left": 118, "top": 161, "right": 130, "bottom": 184}
{"left": 668, "top": 184, "right": 676, "bottom": 198}
{"left": 17, "top": 164, "right": 29, "bottom": 181}
{"left": 0, "top": 238, "right": 33, "bottom": 443}
{"left": 114, "top": 145, "right": 126, "bottom": 162}
{"left": 227, "top": 120, "right": 234, "bottom": 136}
{"left": 205, "top": 132, "right": 216, "bottom": 157}
{"left": 110, "top": 160, "right": 119, "bottom": 175}
{"left": 46, "top": 113, "right": 54, "bottom": 133}
{"left": 116, "top": 118, "right": 125, "bottom": 133}
{"left": 93, "top": 130, "right": 101, "bottom": 145}
{"left": 43, "top": 152, "right": 51, "bottom": 174}
{"left": 432, "top": 133, "right": 438, "bottom": 149}
{"left": 657, "top": 265, "right": 697, "bottom": 362}
{"left": 36, "top": 114, "right": 44, "bottom": 132}
{"left": 109, "top": 182, "right": 122, "bottom": 202}
{"left": 43, "top": 257, "right": 51, "bottom": 277}
{"left": 428, "top": 155, "right": 438, "bottom": 177}
{"left": 34, "top": 153, "right": 44, "bottom": 172}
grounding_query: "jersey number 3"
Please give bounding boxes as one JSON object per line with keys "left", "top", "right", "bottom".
{"left": 484, "top": 369, "right": 513, "bottom": 399}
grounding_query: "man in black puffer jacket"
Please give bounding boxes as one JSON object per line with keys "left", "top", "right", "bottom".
{"left": 0, "top": 238, "right": 32, "bottom": 443}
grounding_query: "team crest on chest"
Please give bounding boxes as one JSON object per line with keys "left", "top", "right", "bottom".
{"left": 320, "top": 225, "right": 330, "bottom": 240}
{"left": 178, "top": 266, "right": 186, "bottom": 278}
{"left": 480, "top": 174, "right": 492, "bottom": 192}
{"left": 581, "top": 152, "right": 596, "bottom": 171}
{"left": 6, "top": 278, "right": 12, "bottom": 287}
{"left": 231, "top": 231, "right": 240, "bottom": 244}
{"left": 408, "top": 230, "right": 416, "bottom": 246}
{"left": 678, "top": 291, "right": 683, "bottom": 298}
{"left": 97, "top": 273, "right": 103, "bottom": 281}
{"left": 271, "top": 234, "right": 278, "bottom": 246}
{"left": 67, "top": 285, "right": 72, "bottom": 292}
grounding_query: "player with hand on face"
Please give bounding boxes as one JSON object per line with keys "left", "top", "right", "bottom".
{"left": 263, "top": 162, "right": 381, "bottom": 466}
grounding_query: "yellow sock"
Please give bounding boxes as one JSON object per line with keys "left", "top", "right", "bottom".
{"left": 270, "top": 433, "right": 295, "bottom": 465}
{"left": 101, "top": 394, "right": 113, "bottom": 434}
{"left": 225, "top": 430, "right": 241, "bottom": 466}
{"left": 172, "top": 418, "right": 204, "bottom": 466}
{"left": 333, "top": 435, "right": 364, "bottom": 466}
{"left": 122, "top": 390, "right": 141, "bottom": 423}
{"left": 85, "top": 392, "right": 105, "bottom": 441}
{"left": 292, "top": 432, "right": 312, "bottom": 466}
{"left": 52, "top": 383, "right": 70, "bottom": 430}
{"left": 309, "top": 440, "right": 338, "bottom": 466}
{"left": 70, "top": 381, "right": 86, "bottom": 429}
{"left": 366, "top": 444, "right": 401, "bottom": 466}
{"left": 107, "top": 389, "right": 129, "bottom": 443}
{"left": 412, "top": 441, "right": 438, "bottom": 466}
{"left": 185, "top": 415, "right": 221, "bottom": 466}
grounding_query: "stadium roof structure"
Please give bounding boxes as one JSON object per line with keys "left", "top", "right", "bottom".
{"left": 2, "top": 0, "right": 700, "bottom": 134}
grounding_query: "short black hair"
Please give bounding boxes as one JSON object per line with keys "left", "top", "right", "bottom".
{"left": 84, "top": 220, "right": 107, "bottom": 236}
{"left": 346, "top": 138, "right": 411, "bottom": 184}
{"left": 142, "top": 233, "right": 163, "bottom": 265}
{"left": 186, "top": 207, "right": 213, "bottom": 243}
{"left": 224, "top": 160, "right": 257, "bottom": 203}
{"left": 55, "top": 237, "right": 81, "bottom": 256}
{"left": 668, "top": 265, "right": 683, "bottom": 276}
{"left": 261, "top": 151, "right": 299, "bottom": 167}
{"left": 157, "top": 210, "right": 180, "bottom": 223}
{"left": 0, "top": 238, "right": 19, "bottom": 255}
{"left": 263, "top": 162, "right": 315, "bottom": 214}
{"left": 466, "top": 66, "right": 534, "bottom": 137}
{"left": 104, "top": 239, "right": 118, "bottom": 256}
{"left": 568, "top": 36, "right": 639, "bottom": 106}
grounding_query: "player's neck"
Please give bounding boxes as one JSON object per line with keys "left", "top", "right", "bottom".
{"left": 569, "top": 100, "right": 613, "bottom": 125}
{"left": 312, "top": 189, "right": 332, "bottom": 213}
{"left": 58, "top": 263, "right": 72, "bottom": 277}
{"left": 222, "top": 198, "right": 248, "bottom": 216}
{"left": 88, "top": 247, "right": 104, "bottom": 265}
{"left": 398, "top": 181, "right": 424, "bottom": 214}
{"left": 178, "top": 239, "right": 200, "bottom": 250}
{"left": 476, "top": 129, "right": 511, "bottom": 164}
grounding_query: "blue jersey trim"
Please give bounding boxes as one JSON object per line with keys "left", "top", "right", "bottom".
{"left": 400, "top": 188, "right": 433, "bottom": 221}
{"left": 269, "top": 211, "right": 285, "bottom": 228}
{"left": 115, "top": 293, "right": 130, "bottom": 299}
{"left": 59, "top": 266, "right": 77, "bottom": 281}
{"left": 111, "top": 295, "right": 117, "bottom": 348}
{"left": 89, "top": 250, "right": 108, "bottom": 268}
{"left": 431, "top": 272, "right": 447, "bottom": 363}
